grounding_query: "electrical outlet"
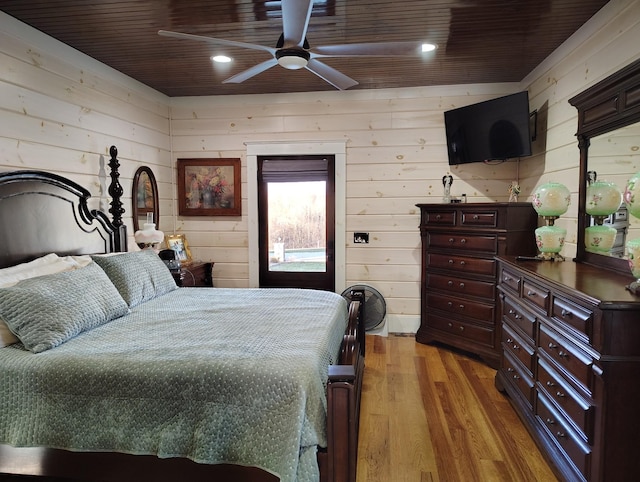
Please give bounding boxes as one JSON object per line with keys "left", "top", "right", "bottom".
{"left": 354, "top": 232, "right": 369, "bottom": 244}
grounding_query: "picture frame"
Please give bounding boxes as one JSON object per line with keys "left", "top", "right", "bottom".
{"left": 177, "top": 158, "right": 241, "bottom": 216}
{"left": 165, "top": 234, "right": 192, "bottom": 263}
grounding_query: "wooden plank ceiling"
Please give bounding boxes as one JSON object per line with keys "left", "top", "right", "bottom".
{"left": 0, "top": 0, "right": 609, "bottom": 97}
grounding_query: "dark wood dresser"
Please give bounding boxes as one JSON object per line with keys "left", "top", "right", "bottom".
{"left": 496, "top": 257, "right": 640, "bottom": 482}
{"left": 416, "top": 203, "right": 537, "bottom": 368}
{"left": 173, "top": 261, "right": 214, "bottom": 287}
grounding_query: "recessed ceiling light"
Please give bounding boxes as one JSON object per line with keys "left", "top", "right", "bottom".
{"left": 421, "top": 43, "right": 437, "bottom": 52}
{"left": 212, "top": 55, "right": 232, "bottom": 63}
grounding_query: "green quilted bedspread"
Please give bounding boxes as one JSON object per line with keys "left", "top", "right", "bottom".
{"left": 0, "top": 288, "right": 348, "bottom": 482}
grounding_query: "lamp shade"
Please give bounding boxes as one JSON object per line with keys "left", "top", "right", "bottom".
{"left": 535, "top": 225, "right": 566, "bottom": 254}
{"left": 624, "top": 171, "right": 640, "bottom": 219}
{"left": 134, "top": 213, "right": 164, "bottom": 251}
{"left": 585, "top": 224, "right": 618, "bottom": 252}
{"left": 532, "top": 182, "right": 571, "bottom": 217}
{"left": 586, "top": 180, "right": 622, "bottom": 216}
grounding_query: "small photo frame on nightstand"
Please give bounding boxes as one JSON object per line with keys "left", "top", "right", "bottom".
{"left": 165, "top": 234, "right": 192, "bottom": 264}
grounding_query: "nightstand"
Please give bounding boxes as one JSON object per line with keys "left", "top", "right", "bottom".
{"left": 172, "top": 261, "right": 214, "bottom": 287}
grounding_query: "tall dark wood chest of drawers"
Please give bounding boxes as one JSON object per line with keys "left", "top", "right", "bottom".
{"left": 496, "top": 257, "right": 640, "bottom": 481}
{"left": 416, "top": 203, "right": 537, "bottom": 368}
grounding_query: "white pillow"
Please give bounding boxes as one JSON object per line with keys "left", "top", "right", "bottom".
{"left": 0, "top": 253, "right": 89, "bottom": 347}
{"left": 0, "top": 253, "right": 60, "bottom": 281}
{"left": 0, "top": 320, "right": 18, "bottom": 347}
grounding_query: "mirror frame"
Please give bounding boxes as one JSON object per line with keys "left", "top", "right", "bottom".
{"left": 569, "top": 57, "right": 640, "bottom": 275}
{"left": 132, "top": 166, "right": 159, "bottom": 232}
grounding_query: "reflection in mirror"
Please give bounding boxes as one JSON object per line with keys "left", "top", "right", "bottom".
{"left": 132, "top": 166, "right": 159, "bottom": 232}
{"left": 585, "top": 124, "right": 640, "bottom": 257}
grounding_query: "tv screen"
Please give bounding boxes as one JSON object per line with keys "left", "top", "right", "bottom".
{"left": 444, "top": 91, "right": 532, "bottom": 165}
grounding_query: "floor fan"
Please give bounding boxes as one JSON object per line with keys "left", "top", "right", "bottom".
{"left": 341, "top": 284, "right": 386, "bottom": 331}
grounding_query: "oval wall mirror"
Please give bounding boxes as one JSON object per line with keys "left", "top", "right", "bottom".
{"left": 132, "top": 166, "right": 159, "bottom": 232}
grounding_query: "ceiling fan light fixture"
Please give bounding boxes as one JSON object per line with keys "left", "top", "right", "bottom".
{"left": 276, "top": 49, "right": 310, "bottom": 70}
{"left": 421, "top": 43, "right": 437, "bottom": 52}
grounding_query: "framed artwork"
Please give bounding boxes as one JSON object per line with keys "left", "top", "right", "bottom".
{"left": 177, "top": 158, "right": 241, "bottom": 216}
{"left": 165, "top": 234, "right": 192, "bottom": 263}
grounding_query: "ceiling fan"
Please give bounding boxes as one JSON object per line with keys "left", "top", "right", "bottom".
{"left": 158, "top": 0, "right": 436, "bottom": 90}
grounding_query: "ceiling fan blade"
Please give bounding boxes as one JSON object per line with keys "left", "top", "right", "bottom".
{"left": 158, "top": 30, "right": 275, "bottom": 55}
{"left": 305, "top": 59, "right": 358, "bottom": 90}
{"left": 311, "top": 41, "right": 425, "bottom": 57}
{"left": 222, "top": 58, "right": 279, "bottom": 84}
{"left": 281, "top": 0, "right": 313, "bottom": 48}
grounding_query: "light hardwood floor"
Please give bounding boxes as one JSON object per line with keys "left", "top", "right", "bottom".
{"left": 357, "top": 334, "right": 559, "bottom": 482}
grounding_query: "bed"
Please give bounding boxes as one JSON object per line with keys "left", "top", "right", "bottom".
{"left": 0, "top": 147, "right": 365, "bottom": 482}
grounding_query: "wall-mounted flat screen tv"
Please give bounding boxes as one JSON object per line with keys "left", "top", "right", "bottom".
{"left": 444, "top": 91, "right": 533, "bottom": 165}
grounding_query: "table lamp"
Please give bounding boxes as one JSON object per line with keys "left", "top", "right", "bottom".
{"left": 585, "top": 179, "right": 622, "bottom": 253}
{"left": 134, "top": 213, "right": 164, "bottom": 252}
{"left": 532, "top": 181, "right": 571, "bottom": 261}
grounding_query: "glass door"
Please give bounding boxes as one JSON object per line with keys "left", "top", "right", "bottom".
{"left": 258, "top": 155, "right": 335, "bottom": 291}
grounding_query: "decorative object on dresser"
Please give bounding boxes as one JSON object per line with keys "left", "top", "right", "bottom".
{"left": 624, "top": 171, "right": 640, "bottom": 294}
{"left": 531, "top": 181, "right": 571, "bottom": 261}
{"left": 495, "top": 257, "right": 640, "bottom": 482}
{"left": 416, "top": 202, "right": 538, "bottom": 368}
{"left": 442, "top": 174, "right": 453, "bottom": 203}
{"left": 584, "top": 178, "right": 622, "bottom": 253}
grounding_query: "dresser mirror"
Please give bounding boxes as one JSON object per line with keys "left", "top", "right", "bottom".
{"left": 132, "top": 166, "right": 159, "bottom": 232}
{"left": 569, "top": 57, "right": 640, "bottom": 275}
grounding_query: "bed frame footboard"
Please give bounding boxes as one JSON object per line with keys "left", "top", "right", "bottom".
{"left": 319, "top": 289, "right": 365, "bottom": 482}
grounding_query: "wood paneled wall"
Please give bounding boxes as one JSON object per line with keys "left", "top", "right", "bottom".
{"left": 0, "top": 11, "right": 172, "bottom": 248}
{"left": 1, "top": 0, "right": 639, "bottom": 333}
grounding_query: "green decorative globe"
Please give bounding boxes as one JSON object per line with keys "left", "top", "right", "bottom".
{"left": 586, "top": 180, "right": 622, "bottom": 216}
{"left": 624, "top": 172, "right": 640, "bottom": 219}
{"left": 532, "top": 182, "right": 571, "bottom": 217}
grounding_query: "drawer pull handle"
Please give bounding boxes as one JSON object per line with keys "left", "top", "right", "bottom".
{"left": 506, "top": 367, "right": 515, "bottom": 373}
{"left": 503, "top": 276, "right": 511, "bottom": 282}
{"left": 558, "top": 350, "right": 569, "bottom": 358}
{"left": 435, "top": 214, "right": 442, "bottom": 220}
{"left": 546, "top": 381, "right": 555, "bottom": 387}
{"left": 447, "top": 302, "right": 453, "bottom": 307}
{"left": 548, "top": 342, "right": 558, "bottom": 349}
{"left": 556, "top": 391, "right": 566, "bottom": 398}
{"left": 448, "top": 259, "right": 454, "bottom": 264}
{"left": 546, "top": 418, "right": 555, "bottom": 425}
{"left": 561, "top": 309, "right": 572, "bottom": 318}
{"left": 459, "top": 326, "right": 465, "bottom": 331}
{"left": 459, "top": 304, "right": 465, "bottom": 310}
{"left": 512, "top": 374, "right": 520, "bottom": 380}
{"left": 460, "top": 238, "right": 466, "bottom": 244}
{"left": 473, "top": 214, "right": 479, "bottom": 220}
{"left": 508, "top": 309, "right": 516, "bottom": 315}
{"left": 447, "top": 281, "right": 453, "bottom": 287}
{"left": 506, "top": 338, "right": 513, "bottom": 344}
{"left": 512, "top": 344, "right": 519, "bottom": 350}
{"left": 448, "top": 238, "right": 454, "bottom": 244}
{"left": 460, "top": 261, "right": 466, "bottom": 266}
{"left": 448, "top": 322, "right": 453, "bottom": 328}
{"left": 527, "top": 290, "right": 536, "bottom": 297}
{"left": 514, "top": 314, "right": 522, "bottom": 319}
{"left": 459, "top": 282, "right": 465, "bottom": 289}
{"left": 556, "top": 431, "right": 566, "bottom": 438}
